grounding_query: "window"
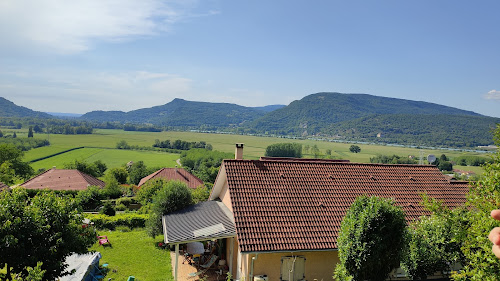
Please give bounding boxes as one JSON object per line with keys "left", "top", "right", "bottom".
{"left": 280, "top": 256, "right": 305, "bottom": 281}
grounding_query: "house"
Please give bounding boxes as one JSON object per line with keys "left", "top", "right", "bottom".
{"left": 21, "top": 168, "right": 105, "bottom": 191}
{"left": 163, "top": 144, "right": 469, "bottom": 281}
{"left": 138, "top": 167, "right": 203, "bottom": 189}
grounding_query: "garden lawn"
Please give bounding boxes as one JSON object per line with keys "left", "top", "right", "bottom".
{"left": 90, "top": 229, "right": 173, "bottom": 281}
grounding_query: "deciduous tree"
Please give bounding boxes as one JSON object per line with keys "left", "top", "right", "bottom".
{"left": 349, "top": 145, "right": 361, "bottom": 153}
{"left": 0, "top": 188, "right": 96, "bottom": 280}
{"left": 146, "top": 181, "right": 192, "bottom": 237}
{"left": 334, "top": 195, "right": 406, "bottom": 281}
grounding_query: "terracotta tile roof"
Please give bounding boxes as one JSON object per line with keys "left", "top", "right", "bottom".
{"left": 138, "top": 168, "right": 204, "bottom": 189}
{"left": 21, "top": 169, "right": 105, "bottom": 191}
{"left": 223, "top": 158, "right": 469, "bottom": 253}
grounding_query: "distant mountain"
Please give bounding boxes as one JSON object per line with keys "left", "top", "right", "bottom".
{"left": 250, "top": 92, "right": 481, "bottom": 134}
{"left": 80, "top": 98, "right": 266, "bottom": 128}
{"left": 247, "top": 92, "right": 497, "bottom": 147}
{"left": 253, "top": 104, "right": 286, "bottom": 112}
{"left": 46, "top": 112, "right": 83, "bottom": 118}
{"left": 0, "top": 97, "right": 52, "bottom": 118}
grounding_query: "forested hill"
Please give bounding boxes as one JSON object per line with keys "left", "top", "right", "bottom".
{"left": 249, "top": 92, "right": 481, "bottom": 134}
{"left": 0, "top": 97, "right": 52, "bottom": 118}
{"left": 247, "top": 92, "right": 497, "bottom": 147}
{"left": 80, "top": 98, "right": 270, "bottom": 128}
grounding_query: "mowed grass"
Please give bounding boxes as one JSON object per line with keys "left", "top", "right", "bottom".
{"left": 26, "top": 129, "right": 491, "bottom": 174}
{"left": 90, "top": 229, "right": 173, "bottom": 281}
{"left": 29, "top": 147, "right": 180, "bottom": 171}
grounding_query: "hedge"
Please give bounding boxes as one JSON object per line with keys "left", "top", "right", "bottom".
{"left": 85, "top": 213, "right": 149, "bottom": 230}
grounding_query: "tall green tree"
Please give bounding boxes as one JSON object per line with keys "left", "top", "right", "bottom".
{"left": 127, "top": 161, "right": 150, "bottom": 185}
{"left": 265, "top": 143, "right": 302, "bottom": 158}
{"left": 349, "top": 145, "right": 361, "bottom": 153}
{"left": 146, "top": 181, "right": 192, "bottom": 237}
{"left": 0, "top": 188, "right": 96, "bottom": 280}
{"left": 452, "top": 124, "right": 500, "bottom": 281}
{"left": 0, "top": 143, "right": 34, "bottom": 185}
{"left": 27, "top": 126, "right": 33, "bottom": 138}
{"left": 334, "top": 195, "right": 407, "bottom": 281}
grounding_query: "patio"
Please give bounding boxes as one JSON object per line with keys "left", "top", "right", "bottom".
{"left": 169, "top": 249, "right": 228, "bottom": 281}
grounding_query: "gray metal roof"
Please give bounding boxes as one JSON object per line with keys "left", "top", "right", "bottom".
{"left": 162, "top": 200, "right": 237, "bottom": 244}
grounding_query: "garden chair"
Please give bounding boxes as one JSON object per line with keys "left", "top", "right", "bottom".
{"left": 98, "top": 235, "right": 111, "bottom": 247}
{"left": 188, "top": 254, "right": 218, "bottom": 278}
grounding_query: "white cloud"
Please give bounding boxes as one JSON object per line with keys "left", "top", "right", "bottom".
{"left": 484, "top": 89, "right": 500, "bottom": 100}
{"left": 0, "top": 0, "right": 205, "bottom": 54}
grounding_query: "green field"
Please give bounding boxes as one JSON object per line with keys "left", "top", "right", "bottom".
{"left": 29, "top": 147, "right": 179, "bottom": 171}
{"left": 24, "top": 129, "right": 491, "bottom": 175}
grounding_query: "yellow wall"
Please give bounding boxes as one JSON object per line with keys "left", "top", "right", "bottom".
{"left": 245, "top": 250, "right": 339, "bottom": 281}
{"left": 219, "top": 180, "right": 233, "bottom": 212}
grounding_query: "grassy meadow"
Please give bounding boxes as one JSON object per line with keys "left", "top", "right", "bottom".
{"left": 22, "top": 128, "right": 491, "bottom": 175}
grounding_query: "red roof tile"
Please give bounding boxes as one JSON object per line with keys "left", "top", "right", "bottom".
{"left": 223, "top": 158, "right": 469, "bottom": 253}
{"left": 21, "top": 169, "right": 105, "bottom": 191}
{"left": 138, "top": 168, "right": 204, "bottom": 188}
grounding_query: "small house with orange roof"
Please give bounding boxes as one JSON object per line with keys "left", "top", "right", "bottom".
{"left": 163, "top": 144, "right": 469, "bottom": 281}
{"left": 138, "top": 167, "right": 203, "bottom": 189}
{"left": 21, "top": 168, "right": 105, "bottom": 191}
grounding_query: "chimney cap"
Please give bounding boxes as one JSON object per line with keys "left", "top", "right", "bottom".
{"left": 236, "top": 143, "right": 244, "bottom": 148}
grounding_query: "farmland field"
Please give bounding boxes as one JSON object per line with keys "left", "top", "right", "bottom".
{"left": 29, "top": 147, "right": 179, "bottom": 171}
{"left": 24, "top": 129, "right": 491, "bottom": 174}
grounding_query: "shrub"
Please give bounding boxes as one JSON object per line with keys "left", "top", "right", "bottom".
{"left": 334, "top": 195, "right": 406, "bottom": 281}
{"left": 146, "top": 181, "right": 192, "bottom": 237}
{"left": 100, "top": 201, "right": 116, "bottom": 216}
{"left": 75, "top": 186, "right": 104, "bottom": 211}
{"left": 115, "top": 203, "right": 127, "bottom": 211}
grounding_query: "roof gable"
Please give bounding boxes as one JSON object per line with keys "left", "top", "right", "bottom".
{"left": 222, "top": 158, "right": 469, "bottom": 253}
{"left": 138, "top": 168, "right": 203, "bottom": 188}
{"left": 21, "top": 169, "right": 105, "bottom": 191}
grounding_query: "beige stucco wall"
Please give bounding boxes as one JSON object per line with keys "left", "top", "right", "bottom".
{"left": 243, "top": 250, "right": 339, "bottom": 281}
{"left": 219, "top": 180, "right": 233, "bottom": 213}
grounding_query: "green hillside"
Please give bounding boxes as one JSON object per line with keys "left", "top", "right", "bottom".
{"left": 0, "top": 97, "right": 52, "bottom": 118}
{"left": 81, "top": 98, "right": 266, "bottom": 128}
{"left": 249, "top": 92, "right": 482, "bottom": 135}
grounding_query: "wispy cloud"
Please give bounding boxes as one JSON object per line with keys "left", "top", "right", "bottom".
{"left": 484, "top": 89, "right": 500, "bottom": 100}
{"left": 0, "top": 0, "right": 210, "bottom": 54}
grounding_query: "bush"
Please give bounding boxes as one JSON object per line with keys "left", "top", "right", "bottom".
{"left": 334, "top": 195, "right": 406, "bottom": 281}
{"left": 115, "top": 203, "right": 127, "bottom": 211}
{"left": 136, "top": 178, "right": 166, "bottom": 206}
{"left": 116, "top": 197, "right": 136, "bottom": 207}
{"left": 100, "top": 201, "right": 116, "bottom": 216}
{"left": 86, "top": 213, "right": 149, "bottom": 230}
{"left": 75, "top": 186, "right": 105, "bottom": 211}
{"left": 146, "top": 181, "right": 192, "bottom": 237}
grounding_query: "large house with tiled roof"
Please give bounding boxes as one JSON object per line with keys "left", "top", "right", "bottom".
{"left": 138, "top": 167, "right": 203, "bottom": 188}
{"left": 163, "top": 144, "right": 469, "bottom": 281}
{"left": 21, "top": 168, "right": 105, "bottom": 191}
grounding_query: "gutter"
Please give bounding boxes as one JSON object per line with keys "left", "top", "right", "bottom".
{"left": 249, "top": 253, "right": 258, "bottom": 281}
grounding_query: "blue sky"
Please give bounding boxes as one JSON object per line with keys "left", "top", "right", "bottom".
{"left": 0, "top": 0, "right": 499, "bottom": 117}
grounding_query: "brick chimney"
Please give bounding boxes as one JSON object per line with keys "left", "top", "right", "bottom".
{"left": 235, "top": 143, "right": 244, "bottom": 160}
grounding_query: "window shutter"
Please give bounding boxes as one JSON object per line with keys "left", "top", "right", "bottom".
{"left": 280, "top": 256, "right": 305, "bottom": 281}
